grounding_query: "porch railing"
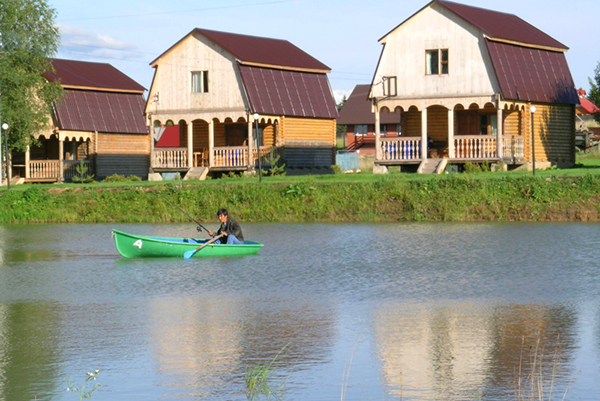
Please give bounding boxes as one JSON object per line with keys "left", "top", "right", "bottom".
{"left": 380, "top": 137, "right": 422, "bottom": 161}
{"left": 64, "top": 160, "right": 91, "bottom": 180}
{"left": 213, "top": 146, "right": 248, "bottom": 167}
{"left": 29, "top": 160, "right": 60, "bottom": 179}
{"left": 502, "top": 136, "right": 525, "bottom": 159}
{"left": 454, "top": 135, "right": 497, "bottom": 159}
{"left": 153, "top": 148, "right": 188, "bottom": 169}
{"left": 253, "top": 147, "right": 278, "bottom": 166}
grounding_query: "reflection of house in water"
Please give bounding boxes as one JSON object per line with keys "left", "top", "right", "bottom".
{"left": 374, "top": 303, "right": 576, "bottom": 399}
{"left": 150, "top": 296, "right": 336, "bottom": 395}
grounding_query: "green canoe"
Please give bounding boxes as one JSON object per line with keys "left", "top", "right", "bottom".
{"left": 113, "top": 229, "right": 264, "bottom": 258}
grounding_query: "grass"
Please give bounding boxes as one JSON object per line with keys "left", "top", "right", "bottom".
{"left": 0, "top": 153, "right": 599, "bottom": 224}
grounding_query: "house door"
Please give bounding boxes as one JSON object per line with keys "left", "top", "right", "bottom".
{"left": 225, "top": 124, "right": 248, "bottom": 146}
{"left": 457, "top": 111, "right": 479, "bottom": 136}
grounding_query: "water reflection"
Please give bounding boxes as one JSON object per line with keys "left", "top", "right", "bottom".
{"left": 0, "top": 222, "right": 598, "bottom": 400}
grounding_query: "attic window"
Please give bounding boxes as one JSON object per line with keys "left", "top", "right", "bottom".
{"left": 192, "top": 71, "right": 209, "bottom": 93}
{"left": 382, "top": 76, "right": 397, "bottom": 97}
{"left": 426, "top": 49, "right": 449, "bottom": 75}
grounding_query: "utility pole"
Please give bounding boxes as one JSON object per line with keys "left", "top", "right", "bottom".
{"left": 0, "top": 31, "right": 3, "bottom": 187}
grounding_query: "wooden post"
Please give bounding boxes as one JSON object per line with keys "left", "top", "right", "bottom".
{"left": 208, "top": 120, "right": 214, "bottom": 167}
{"left": 448, "top": 108, "right": 454, "bottom": 158}
{"left": 374, "top": 104, "right": 381, "bottom": 160}
{"left": 149, "top": 121, "right": 155, "bottom": 170}
{"left": 58, "top": 137, "right": 64, "bottom": 182}
{"left": 187, "top": 121, "right": 193, "bottom": 168}
{"left": 247, "top": 115, "right": 254, "bottom": 169}
{"left": 25, "top": 145, "right": 30, "bottom": 179}
{"left": 421, "top": 108, "right": 428, "bottom": 160}
{"left": 496, "top": 96, "right": 503, "bottom": 159}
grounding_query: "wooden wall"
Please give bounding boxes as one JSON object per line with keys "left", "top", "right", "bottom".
{"left": 281, "top": 117, "right": 335, "bottom": 167}
{"left": 527, "top": 104, "right": 575, "bottom": 165}
{"left": 427, "top": 106, "right": 447, "bottom": 141}
{"left": 96, "top": 133, "right": 150, "bottom": 179}
{"left": 503, "top": 110, "right": 521, "bottom": 137}
{"left": 403, "top": 108, "right": 422, "bottom": 137}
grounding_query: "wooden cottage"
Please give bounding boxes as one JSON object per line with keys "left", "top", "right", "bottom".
{"left": 369, "top": 0, "right": 579, "bottom": 173}
{"left": 11, "top": 59, "right": 149, "bottom": 182}
{"left": 338, "top": 84, "right": 402, "bottom": 155}
{"left": 146, "top": 28, "right": 338, "bottom": 178}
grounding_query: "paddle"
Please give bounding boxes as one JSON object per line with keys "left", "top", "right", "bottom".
{"left": 183, "top": 234, "right": 224, "bottom": 260}
{"left": 158, "top": 193, "right": 210, "bottom": 233}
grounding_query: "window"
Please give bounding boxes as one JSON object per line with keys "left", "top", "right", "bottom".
{"left": 191, "top": 71, "right": 209, "bottom": 93}
{"left": 382, "top": 76, "right": 397, "bottom": 97}
{"left": 426, "top": 49, "right": 449, "bottom": 75}
{"left": 396, "top": 124, "right": 402, "bottom": 136}
{"left": 480, "top": 114, "right": 498, "bottom": 135}
{"left": 380, "top": 124, "right": 387, "bottom": 136}
{"left": 354, "top": 125, "right": 367, "bottom": 136}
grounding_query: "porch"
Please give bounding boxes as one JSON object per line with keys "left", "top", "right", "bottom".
{"left": 376, "top": 135, "right": 525, "bottom": 165}
{"left": 11, "top": 160, "right": 92, "bottom": 183}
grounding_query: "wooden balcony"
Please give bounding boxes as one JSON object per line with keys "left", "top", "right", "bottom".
{"left": 453, "top": 135, "right": 497, "bottom": 160}
{"left": 153, "top": 148, "right": 188, "bottom": 170}
{"left": 379, "top": 137, "right": 422, "bottom": 163}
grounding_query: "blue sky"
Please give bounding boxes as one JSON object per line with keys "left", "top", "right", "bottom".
{"left": 52, "top": 0, "right": 600, "bottom": 103}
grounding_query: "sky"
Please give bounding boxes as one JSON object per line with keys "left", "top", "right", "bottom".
{"left": 51, "top": 0, "right": 600, "bottom": 103}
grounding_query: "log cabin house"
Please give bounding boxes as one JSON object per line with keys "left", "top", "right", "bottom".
{"left": 146, "top": 28, "right": 338, "bottom": 178}
{"left": 338, "top": 84, "right": 402, "bottom": 155}
{"left": 11, "top": 59, "right": 149, "bottom": 182}
{"left": 369, "top": 0, "right": 579, "bottom": 174}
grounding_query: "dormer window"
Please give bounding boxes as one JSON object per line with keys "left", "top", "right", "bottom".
{"left": 426, "top": 49, "right": 449, "bottom": 75}
{"left": 192, "top": 71, "right": 209, "bottom": 93}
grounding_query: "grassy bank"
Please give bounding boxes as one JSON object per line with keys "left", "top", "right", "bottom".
{"left": 1, "top": 153, "right": 599, "bottom": 224}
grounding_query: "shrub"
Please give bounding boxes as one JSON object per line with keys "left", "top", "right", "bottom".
{"left": 102, "top": 174, "right": 141, "bottom": 182}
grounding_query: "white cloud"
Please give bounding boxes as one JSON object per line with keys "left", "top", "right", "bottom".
{"left": 333, "top": 89, "right": 353, "bottom": 105}
{"left": 58, "top": 24, "right": 143, "bottom": 60}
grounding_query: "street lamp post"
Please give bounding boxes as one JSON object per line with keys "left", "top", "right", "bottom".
{"left": 2, "top": 123, "right": 8, "bottom": 189}
{"left": 253, "top": 113, "right": 262, "bottom": 182}
{"left": 529, "top": 106, "right": 536, "bottom": 176}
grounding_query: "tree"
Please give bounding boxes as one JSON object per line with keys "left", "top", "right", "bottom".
{"left": 587, "top": 61, "right": 600, "bottom": 124}
{"left": 0, "top": 0, "right": 62, "bottom": 151}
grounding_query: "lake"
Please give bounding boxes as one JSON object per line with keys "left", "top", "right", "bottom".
{"left": 0, "top": 222, "right": 599, "bottom": 400}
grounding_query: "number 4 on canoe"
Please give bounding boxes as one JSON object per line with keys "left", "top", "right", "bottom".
{"left": 183, "top": 234, "right": 225, "bottom": 260}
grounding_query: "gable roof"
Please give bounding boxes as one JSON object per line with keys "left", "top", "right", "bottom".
{"left": 44, "top": 59, "right": 146, "bottom": 93}
{"left": 577, "top": 90, "right": 600, "bottom": 114}
{"left": 151, "top": 28, "right": 331, "bottom": 73}
{"left": 437, "top": 1, "right": 567, "bottom": 50}
{"left": 381, "top": 1, "right": 567, "bottom": 51}
{"left": 239, "top": 66, "right": 338, "bottom": 119}
{"left": 338, "top": 85, "right": 400, "bottom": 125}
{"left": 54, "top": 89, "right": 148, "bottom": 134}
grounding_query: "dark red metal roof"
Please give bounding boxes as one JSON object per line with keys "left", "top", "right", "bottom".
{"left": 338, "top": 85, "right": 400, "bottom": 125}
{"left": 54, "top": 89, "right": 149, "bottom": 134}
{"left": 239, "top": 65, "right": 338, "bottom": 119}
{"left": 152, "top": 29, "right": 330, "bottom": 72}
{"left": 438, "top": 1, "right": 567, "bottom": 50}
{"left": 44, "top": 59, "right": 146, "bottom": 92}
{"left": 486, "top": 40, "right": 578, "bottom": 104}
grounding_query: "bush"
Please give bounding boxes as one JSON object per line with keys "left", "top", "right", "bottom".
{"left": 102, "top": 174, "right": 141, "bottom": 182}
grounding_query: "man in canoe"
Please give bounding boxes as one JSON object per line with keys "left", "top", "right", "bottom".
{"left": 206, "top": 208, "right": 244, "bottom": 244}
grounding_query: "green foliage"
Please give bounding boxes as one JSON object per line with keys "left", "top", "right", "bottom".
{"left": 261, "top": 149, "right": 286, "bottom": 176}
{"left": 331, "top": 164, "right": 343, "bottom": 175}
{"left": 588, "top": 61, "right": 600, "bottom": 124}
{"left": 0, "top": 0, "right": 63, "bottom": 151}
{"left": 71, "top": 161, "right": 95, "bottom": 183}
{"left": 245, "top": 345, "right": 290, "bottom": 401}
{"left": 284, "top": 182, "right": 316, "bottom": 198}
{"left": 66, "top": 370, "right": 101, "bottom": 400}
{"left": 102, "top": 174, "right": 141, "bottom": 182}
{"left": 463, "top": 162, "right": 482, "bottom": 173}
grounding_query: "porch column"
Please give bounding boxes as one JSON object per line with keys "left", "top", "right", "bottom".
{"left": 496, "top": 107, "right": 503, "bottom": 158}
{"left": 58, "top": 138, "right": 64, "bottom": 182}
{"left": 448, "top": 108, "right": 454, "bottom": 158}
{"left": 149, "top": 123, "right": 155, "bottom": 169}
{"left": 25, "top": 145, "right": 30, "bottom": 179}
{"left": 187, "top": 121, "right": 193, "bottom": 168}
{"left": 421, "top": 108, "right": 428, "bottom": 160}
{"left": 247, "top": 117, "right": 254, "bottom": 169}
{"left": 374, "top": 106, "right": 381, "bottom": 160}
{"left": 208, "top": 120, "right": 214, "bottom": 167}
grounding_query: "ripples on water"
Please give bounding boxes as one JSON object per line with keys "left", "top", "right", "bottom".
{"left": 0, "top": 222, "right": 599, "bottom": 400}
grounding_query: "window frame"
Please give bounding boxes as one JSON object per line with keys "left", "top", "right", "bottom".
{"left": 191, "top": 70, "right": 209, "bottom": 93}
{"left": 425, "top": 49, "right": 449, "bottom": 76}
{"left": 382, "top": 76, "right": 397, "bottom": 97}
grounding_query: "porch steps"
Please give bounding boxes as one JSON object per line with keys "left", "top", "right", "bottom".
{"left": 417, "top": 158, "right": 447, "bottom": 174}
{"left": 183, "top": 167, "right": 209, "bottom": 181}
